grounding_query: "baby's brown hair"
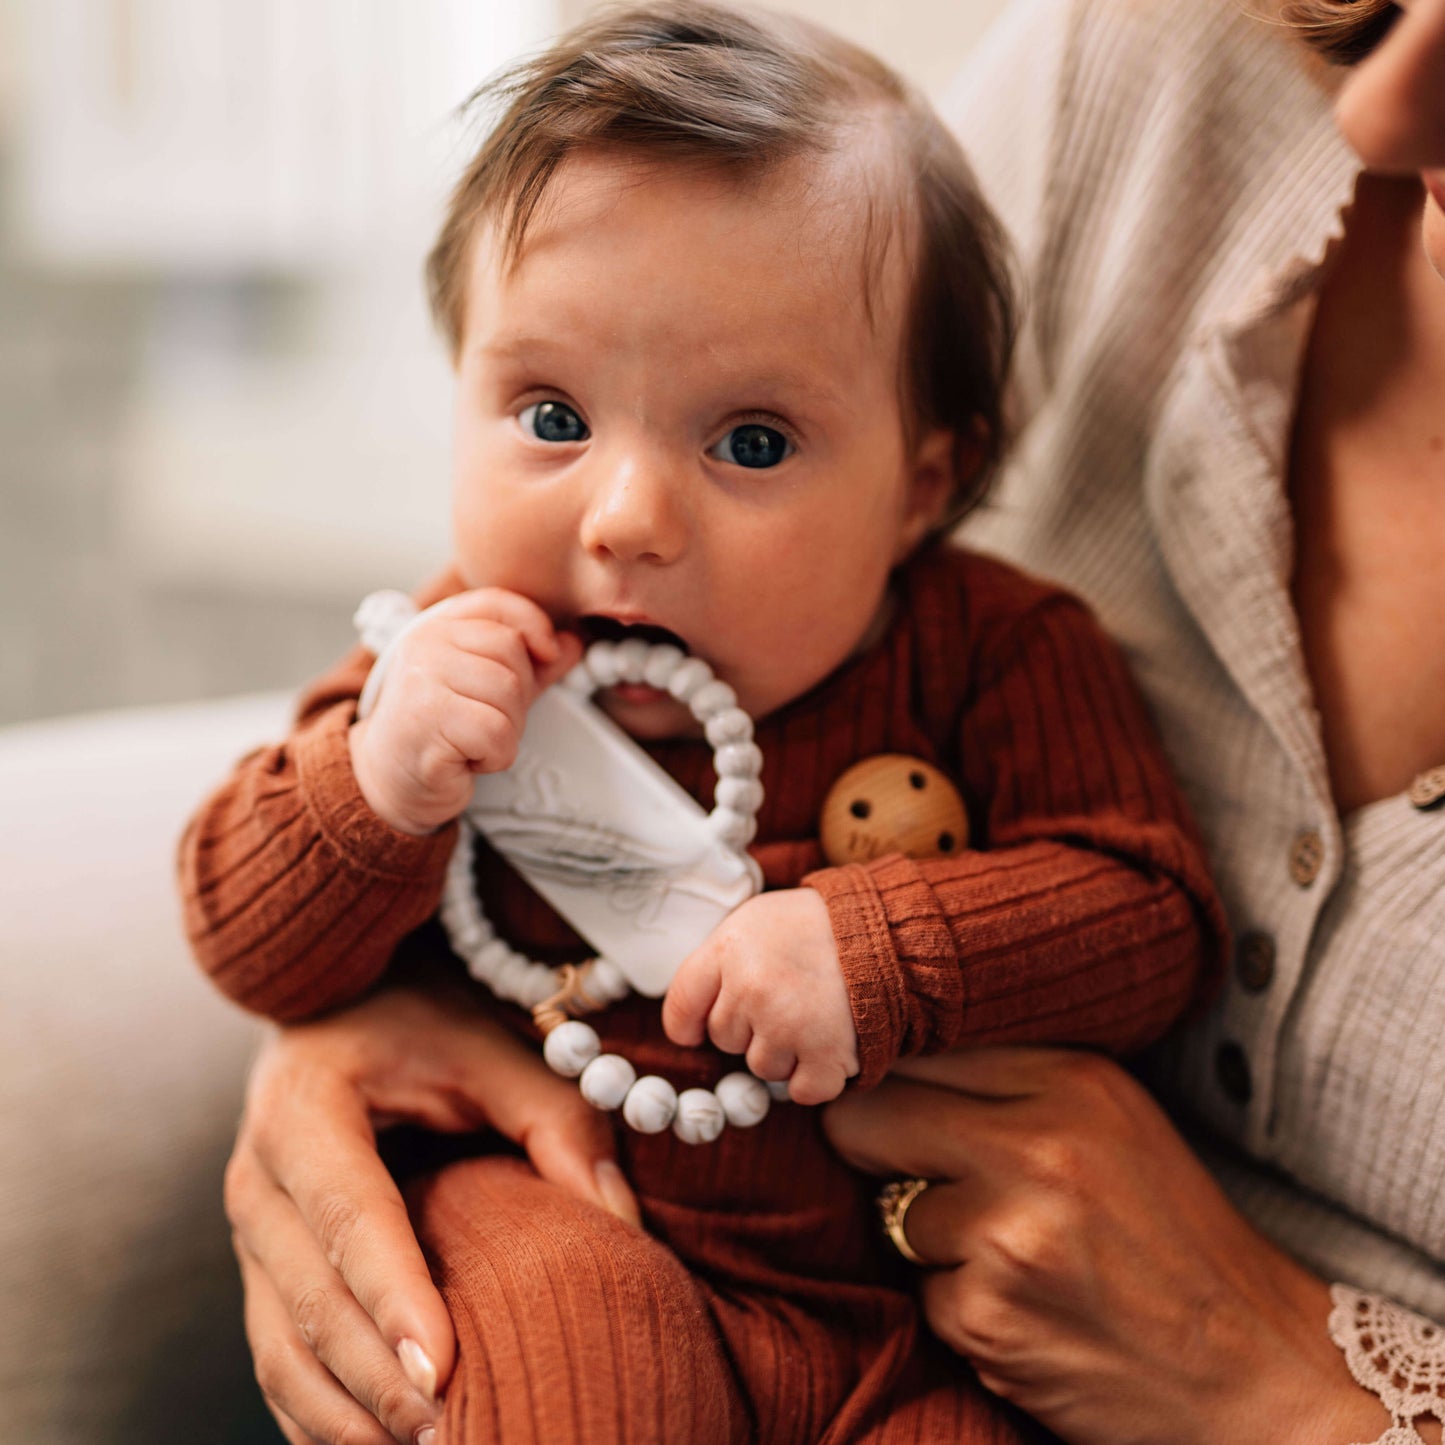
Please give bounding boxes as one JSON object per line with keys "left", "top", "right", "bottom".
{"left": 426, "top": 0, "right": 1016, "bottom": 530}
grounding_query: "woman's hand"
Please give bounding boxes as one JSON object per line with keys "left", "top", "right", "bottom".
{"left": 225, "top": 985, "right": 640, "bottom": 1445}
{"left": 823, "top": 1048, "right": 1417, "bottom": 1445}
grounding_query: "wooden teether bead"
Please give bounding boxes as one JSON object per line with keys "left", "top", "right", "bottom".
{"left": 820, "top": 754, "right": 969, "bottom": 867}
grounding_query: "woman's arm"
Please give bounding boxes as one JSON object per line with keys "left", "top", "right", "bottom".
{"left": 824, "top": 1048, "right": 1437, "bottom": 1445}
{"left": 226, "top": 982, "right": 640, "bottom": 1445}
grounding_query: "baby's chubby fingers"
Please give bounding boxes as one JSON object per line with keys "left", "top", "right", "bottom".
{"left": 427, "top": 586, "right": 577, "bottom": 678}
{"left": 661, "top": 943, "right": 722, "bottom": 1047}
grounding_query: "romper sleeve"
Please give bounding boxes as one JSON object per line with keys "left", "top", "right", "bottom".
{"left": 803, "top": 590, "right": 1228, "bottom": 1089}
{"left": 178, "top": 571, "right": 464, "bottom": 1021}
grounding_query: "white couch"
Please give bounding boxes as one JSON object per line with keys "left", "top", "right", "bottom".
{"left": 1, "top": 694, "right": 294, "bottom": 1443}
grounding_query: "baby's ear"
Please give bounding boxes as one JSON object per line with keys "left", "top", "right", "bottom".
{"left": 898, "top": 418, "right": 989, "bottom": 558}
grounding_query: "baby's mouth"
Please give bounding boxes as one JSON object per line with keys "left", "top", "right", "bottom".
{"left": 577, "top": 615, "right": 692, "bottom": 656}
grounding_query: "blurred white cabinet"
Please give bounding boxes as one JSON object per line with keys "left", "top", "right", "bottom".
{"left": 15, "top": 0, "right": 557, "bottom": 268}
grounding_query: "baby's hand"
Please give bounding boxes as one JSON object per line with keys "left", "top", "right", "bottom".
{"left": 662, "top": 889, "right": 859, "bottom": 1106}
{"left": 349, "top": 588, "right": 582, "bottom": 836}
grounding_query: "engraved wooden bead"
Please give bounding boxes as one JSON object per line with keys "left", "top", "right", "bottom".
{"left": 580, "top": 1054, "right": 636, "bottom": 1111}
{"left": 819, "top": 754, "right": 969, "bottom": 866}
{"left": 673, "top": 1088, "right": 726, "bottom": 1145}
{"left": 622, "top": 1075, "right": 678, "bottom": 1133}
{"left": 543, "top": 1020, "right": 601, "bottom": 1078}
{"left": 715, "top": 1071, "right": 770, "bottom": 1128}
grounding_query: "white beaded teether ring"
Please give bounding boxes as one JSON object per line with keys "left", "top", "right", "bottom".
{"left": 433, "top": 638, "right": 773, "bottom": 1142}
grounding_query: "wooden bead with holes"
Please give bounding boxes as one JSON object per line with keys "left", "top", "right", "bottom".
{"left": 819, "top": 754, "right": 969, "bottom": 866}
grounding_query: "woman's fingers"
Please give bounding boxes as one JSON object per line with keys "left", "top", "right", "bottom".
{"left": 240, "top": 1244, "right": 400, "bottom": 1445}
{"left": 888, "top": 1045, "right": 1077, "bottom": 1097}
{"left": 235, "top": 1170, "right": 440, "bottom": 1444}
{"left": 240, "top": 1047, "right": 457, "bottom": 1403}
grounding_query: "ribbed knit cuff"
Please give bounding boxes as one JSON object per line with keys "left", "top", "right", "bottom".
{"left": 805, "top": 861, "right": 907, "bottom": 1089}
{"left": 292, "top": 701, "right": 458, "bottom": 881}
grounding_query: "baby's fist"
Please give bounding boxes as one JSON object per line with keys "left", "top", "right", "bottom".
{"left": 349, "top": 588, "right": 581, "bottom": 836}
{"left": 662, "top": 889, "right": 858, "bottom": 1106}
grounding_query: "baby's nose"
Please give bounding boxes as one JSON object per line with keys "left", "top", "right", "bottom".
{"left": 579, "top": 453, "right": 689, "bottom": 566}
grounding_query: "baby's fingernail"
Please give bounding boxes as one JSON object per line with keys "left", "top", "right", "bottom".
{"left": 595, "top": 1159, "right": 641, "bottom": 1227}
{"left": 415, "top": 1428, "right": 437, "bottom": 1445}
{"left": 397, "top": 1338, "right": 438, "bottom": 1403}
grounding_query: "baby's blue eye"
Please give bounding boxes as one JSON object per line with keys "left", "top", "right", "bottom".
{"left": 710, "top": 424, "right": 792, "bottom": 469}
{"left": 520, "top": 401, "right": 588, "bottom": 443}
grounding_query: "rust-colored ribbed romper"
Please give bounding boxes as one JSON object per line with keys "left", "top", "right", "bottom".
{"left": 182, "top": 544, "right": 1226, "bottom": 1443}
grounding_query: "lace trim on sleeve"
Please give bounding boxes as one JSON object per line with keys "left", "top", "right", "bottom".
{"left": 1328, "top": 1283, "right": 1445, "bottom": 1445}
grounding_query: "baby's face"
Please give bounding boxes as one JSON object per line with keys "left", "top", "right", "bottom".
{"left": 450, "top": 148, "right": 951, "bottom": 738}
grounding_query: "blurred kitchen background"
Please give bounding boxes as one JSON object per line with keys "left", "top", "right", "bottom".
{"left": 0, "top": 0, "right": 1005, "bottom": 727}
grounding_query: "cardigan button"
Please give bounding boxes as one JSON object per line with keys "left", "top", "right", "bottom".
{"left": 1408, "top": 767, "right": 1445, "bottom": 811}
{"left": 1215, "top": 1042, "right": 1253, "bottom": 1105}
{"left": 1288, "top": 829, "right": 1324, "bottom": 887}
{"left": 1234, "top": 931, "right": 1276, "bottom": 994}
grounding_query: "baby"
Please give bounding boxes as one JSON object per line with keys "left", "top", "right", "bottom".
{"left": 182, "top": 3, "right": 1225, "bottom": 1440}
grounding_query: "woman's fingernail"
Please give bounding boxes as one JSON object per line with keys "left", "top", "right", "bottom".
{"left": 397, "top": 1338, "right": 438, "bottom": 1402}
{"left": 595, "top": 1159, "right": 641, "bottom": 1226}
{"left": 415, "top": 1428, "right": 437, "bottom": 1445}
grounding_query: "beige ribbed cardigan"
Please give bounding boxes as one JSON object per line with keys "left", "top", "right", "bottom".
{"left": 948, "top": 0, "right": 1445, "bottom": 1315}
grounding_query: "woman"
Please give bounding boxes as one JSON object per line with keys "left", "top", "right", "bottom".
{"left": 223, "top": 0, "right": 1445, "bottom": 1441}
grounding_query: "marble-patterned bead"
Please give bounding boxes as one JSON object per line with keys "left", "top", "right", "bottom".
{"left": 715, "top": 777, "right": 764, "bottom": 816}
{"left": 585, "top": 641, "right": 623, "bottom": 687}
{"left": 689, "top": 679, "right": 737, "bottom": 720}
{"left": 642, "top": 644, "right": 686, "bottom": 689}
{"left": 469, "top": 938, "right": 516, "bottom": 981}
{"left": 766, "top": 1079, "right": 792, "bottom": 1101}
{"left": 704, "top": 707, "right": 754, "bottom": 747}
{"left": 715, "top": 1072, "right": 770, "bottom": 1128}
{"left": 353, "top": 590, "right": 418, "bottom": 655}
{"left": 622, "top": 1075, "right": 678, "bottom": 1134}
{"left": 666, "top": 657, "right": 715, "bottom": 702}
{"left": 561, "top": 661, "right": 594, "bottom": 693}
{"left": 587, "top": 957, "right": 631, "bottom": 1005}
{"left": 580, "top": 1054, "right": 636, "bottom": 1111}
{"left": 614, "top": 638, "right": 652, "bottom": 683}
{"left": 673, "top": 1089, "right": 726, "bottom": 1145}
{"left": 711, "top": 809, "right": 758, "bottom": 850}
{"left": 715, "top": 741, "right": 764, "bottom": 779}
{"left": 543, "top": 1021, "right": 601, "bottom": 1078}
